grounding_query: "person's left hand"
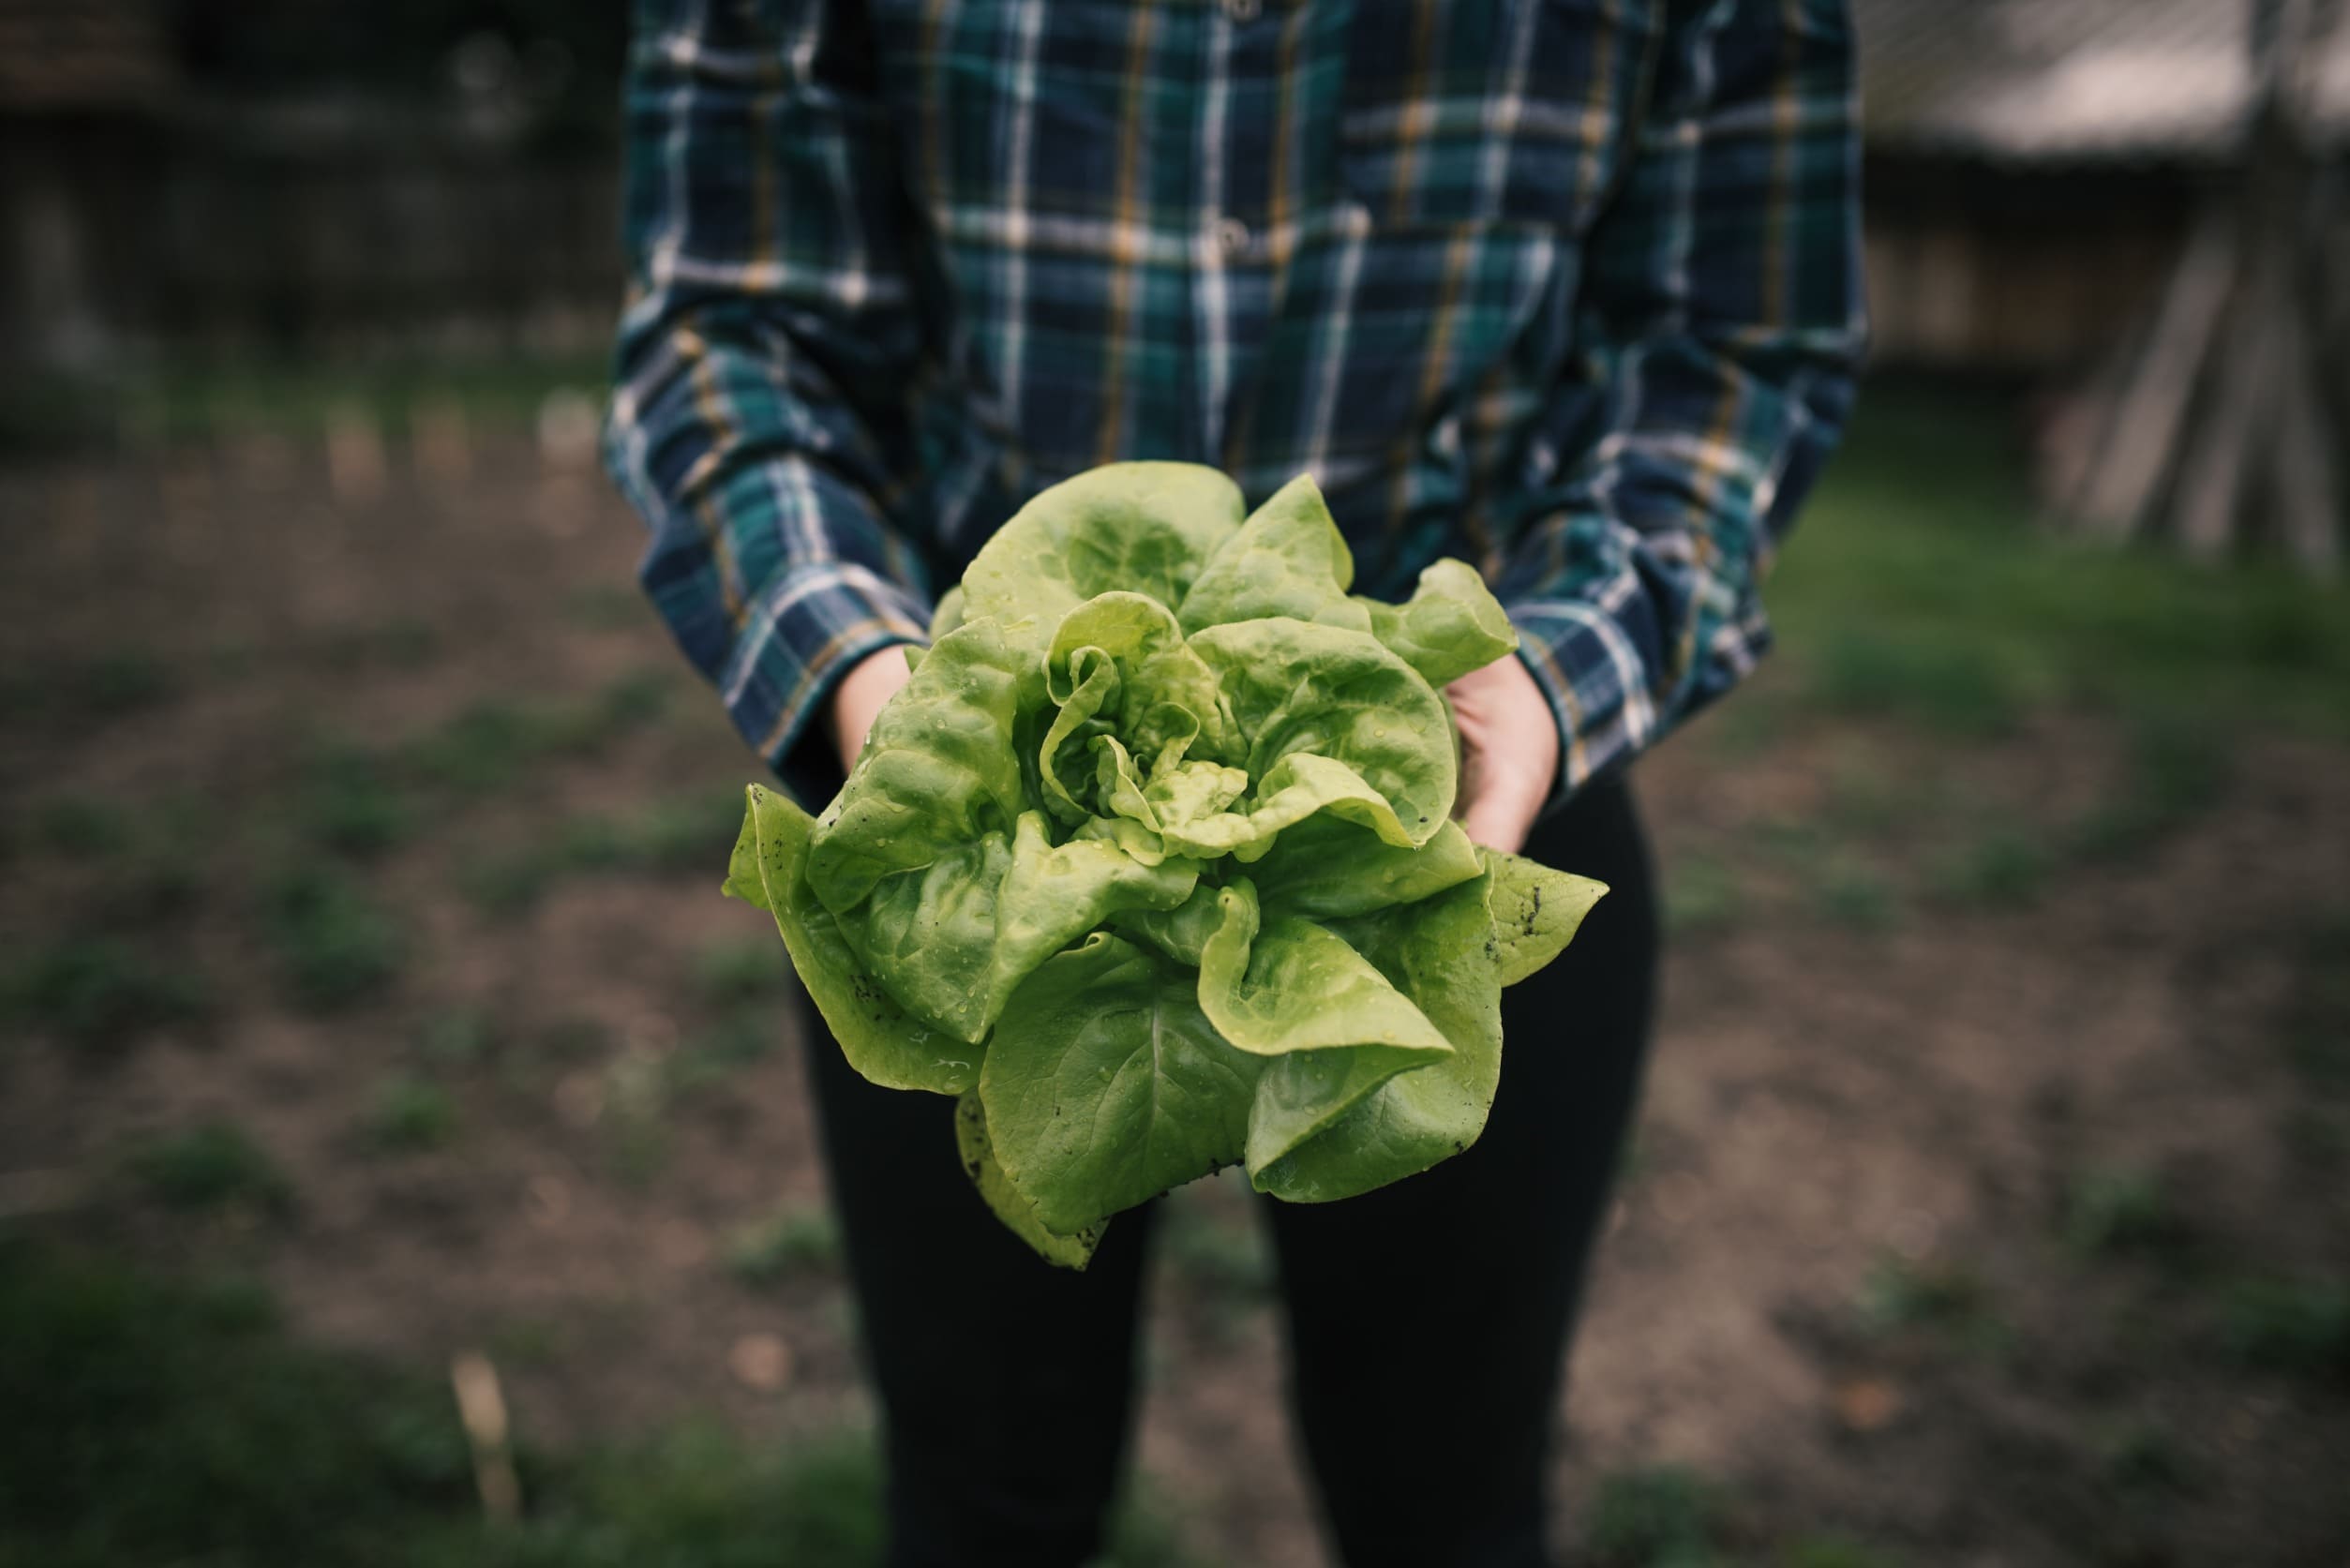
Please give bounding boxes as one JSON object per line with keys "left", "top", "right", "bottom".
{"left": 1447, "top": 654, "right": 1560, "bottom": 855}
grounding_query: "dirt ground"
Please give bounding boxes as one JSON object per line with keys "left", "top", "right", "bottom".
{"left": 2, "top": 436, "right": 2345, "bottom": 1566}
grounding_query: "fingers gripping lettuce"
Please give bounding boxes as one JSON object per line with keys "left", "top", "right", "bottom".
{"left": 726, "top": 463, "right": 1605, "bottom": 1265}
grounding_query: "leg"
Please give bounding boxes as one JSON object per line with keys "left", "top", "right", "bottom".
{"left": 1262, "top": 777, "right": 1660, "bottom": 1568}
{"left": 800, "top": 1003, "right": 1158, "bottom": 1568}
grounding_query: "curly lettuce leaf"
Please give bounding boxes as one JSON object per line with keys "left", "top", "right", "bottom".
{"left": 1249, "top": 868, "right": 1504, "bottom": 1202}
{"left": 1187, "top": 617, "right": 1457, "bottom": 847}
{"left": 961, "top": 462, "right": 1245, "bottom": 627}
{"left": 806, "top": 617, "right": 1042, "bottom": 915}
{"left": 1356, "top": 558, "right": 1520, "bottom": 688}
{"left": 1196, "top": 880, "right": 1452, "bottom": 1059}
{"left": 979, "top": 933, "right": 1262, "bottom": 1236}
{"left": 727, "top": 784, "right": 981, "bottom": 1095}
{"left": 1192, "top": 877, "right": 1457, "bottom": 1174}
{"left": 1247, "top": 815, "right": 1486, "bottom": 919}
{"left": 1177, "top": 474, "right": 1370, "bottom": 635}
{"left": 726, "top": 460, "right": 1604, "bottom": 1262}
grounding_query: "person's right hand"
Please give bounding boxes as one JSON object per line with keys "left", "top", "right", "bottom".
{"left": 830, "top": 646, "right": 915, "bottom": 769}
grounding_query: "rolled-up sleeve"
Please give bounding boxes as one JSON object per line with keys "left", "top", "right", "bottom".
{"left": 1497, "top": 0, "right": 1866, "bottom": 800}
{"left": 604, "top": 0, "right": 934, "bottom": 775}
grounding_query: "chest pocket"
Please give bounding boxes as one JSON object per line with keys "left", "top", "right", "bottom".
{"left": 1339, "top": 0, "right": 1648, "bottom": 233}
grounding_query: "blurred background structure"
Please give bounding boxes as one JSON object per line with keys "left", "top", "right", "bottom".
{"left": 3, "top": 4, "right": 2347, "bottom": 1567}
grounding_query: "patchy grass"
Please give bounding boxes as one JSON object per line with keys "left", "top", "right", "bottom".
{"left": 262, "top": 864, "right": 407, "bottom": 1011}
{"left": 280, "top": 669, "right": 686, "bottom": 872}
{"left": 1159, "top": 1194, "right": 1275, "bottom": 1306}
{"left": 401, "top": 671, "right": 673, "bottom": 797}
{"left": 298, "top": 744, "right": 420, "bottom": 857}
{"left": 364, "top": 1075, "right": 459, "bottom": 1153}
{"left": 314, "top": 619, "right": 442, "bottom": 674}
{"left": 1778, "top": 1536, "right": 1905, "bottom": 1568}
{"left": 1774, "top": 385, "right": 2350, "bottom": 739}
{"left": 2280, "top": 912, "right": 2350, "bottom": 1093}
{"left": 2280, "top": 1105, "right": 2348, "bottom": 1177}
{"left": 125, "top": 1122, "right": 294, "bottom": 1216}
{"left": 1809, "top": 857, "right": 1901, "bottom": 933}
{"left": 1856, "top": 1256, "right": 2006, "bottom": 1354}
{"left": 2061, "top": 1166, "right": 2184, "bottom": 1261}
{"left": 0, "top": 1241, "right": 1204, "bottom": 1568}
{"left": 415, "top": 1006, "right": 498, "bottom": 1068}
{"left": 461, "top": 789, "right": 746, "bottom": 918}
{"left": 0, "top": 1241, "right": 467, "bottom": 1568}
{"left": 1585, "top": 1464, "right": 1728, "bottom": 1566}
{"left": 0, "top": 650, "right": 178, "bottom": 732}
{"left": 1808, "top": 626, "right": 2032, "bottom": 739}
{"left": 560, "top": 582, "right": 651, "bottom": 633}
{"left": 1931, "top": 827, "right": 2056, "bottom": 911}
{"left": 1690, "top": 686, "right": 1794, "bottom": 759}
{"left": 1819, "top": 746, "right": 1910, "bottom": 835}
{"left": 485, "top": 1317, "right": 568, "bottom": 1369}
{"left": 118, "top": 351, "right": 610, "bottom": 445}
{"left": 89, "top": 854, "right": 209, "bottom": 926}
{"left": 600, "top": 1053, "right": 675, "bottom": 1185}
{"left": 695, "top": 938, "right": 792, "bottom": 1006}
{"left": 1663, "top": 853, "right": 1744, "bottom": 942}
{"left": 28, "top": 797, "right": 116, "bottom": 859}
{"left": 2067, "top": 714, "right": 2230, "bottom": 864}
{"left": 4, "top": 938, "right": 213, "bottom": 1049}
{"left": 2095, "top": 1419, "right": 2194, "bottom": 1498}
{"left": 724, "top": 1203, "right": 845, "bottom": 1284}
{"left": 2221, "top": 1277, "right": 2350, "bottom": 1379}
{"left": 664, "top": 1012, "right": 781, "bottom": 1095}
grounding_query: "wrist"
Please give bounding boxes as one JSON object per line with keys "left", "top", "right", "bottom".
{"left": 830, "top": 645, "right": 917, "bottom": 767}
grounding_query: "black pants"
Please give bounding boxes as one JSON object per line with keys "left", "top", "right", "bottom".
{"left": 798, "top": 778, "right": 1659, "bottom": 1568}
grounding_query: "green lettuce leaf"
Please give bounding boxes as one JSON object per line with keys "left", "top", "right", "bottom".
{"left": 1485, "top": 850, "right": 1609, "bottom": 988}
{"left": 1194, "top": 877, "right": 1457, "bottom": 1175}
{"left": 1177, "top": 474, "right": 1370, "bottom": 635}
{"left": 726, "top": 460, "right": 1606, "bottom": 1263}
{"left": 961, "top": 462, "right": 1245, "bottom": 627}
{"left": 979, "top": 933, "right": 1263, "bottom": 1236}
{"left": 1250, "top": 869, "right": 1504, "bottom": 1202}
{"left": 1187, "top": 618, "right": 1456, "bottom": 846}
{"left": 726, "top": 784, "right": 981, "bottom": 1095}
{"left": 1248, "top": 815, "right": 1486, "bottom": 919}
{"left": 1357, "top": 558, "right": 1520, "bottom": 687}
{"left": 955, "top": 1091, "right": 1103, "bottom": 1270}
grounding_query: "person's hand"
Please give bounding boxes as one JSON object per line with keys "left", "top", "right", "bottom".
{"left": 1447, "top": 654, "right": 1560, "bottom": 855}
{"left": 830, "top": 646, "right": 915, "bottom": 769}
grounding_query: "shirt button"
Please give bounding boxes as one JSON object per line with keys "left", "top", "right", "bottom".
{"left": 1222, "top": 0, "right": 1261, "bottom": 20}
{"left": 1213, "top": 216, "right": 1252, "bottom": 258}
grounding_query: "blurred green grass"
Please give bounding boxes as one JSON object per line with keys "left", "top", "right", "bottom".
{"left": 133, "top": 354, "right": 611, "bottom": 446}
{"left": 1771, "top": 382, "right": 2350, "bottom": 739}
{"left": 0, "top": 1240, "right": 1202, "bottom": 1568}
{"left": 7, "top": 372, "right": 2345, "bottom": 1568}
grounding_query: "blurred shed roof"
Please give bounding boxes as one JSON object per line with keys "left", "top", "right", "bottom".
{"left": 0, "top": 0, "right": 172, "bottom": 117}
{"left": 1858, "top": 0, "right": 2350, "bottom": 164}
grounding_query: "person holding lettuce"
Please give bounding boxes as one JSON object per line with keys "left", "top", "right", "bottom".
{"left": 604, "top": 0, "right": 1863, "bottom": 1561}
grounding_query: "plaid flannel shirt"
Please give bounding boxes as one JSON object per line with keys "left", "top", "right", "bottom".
{"left": 605, "top": 0, "right": 1864, "bottom": 801}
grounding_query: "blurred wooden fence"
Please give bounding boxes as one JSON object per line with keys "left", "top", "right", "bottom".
{"left": 2, "top": 118, "right": 621, "bottom": 369}
{"left": 152, "top": 150, "right": 621, "bottom": 356}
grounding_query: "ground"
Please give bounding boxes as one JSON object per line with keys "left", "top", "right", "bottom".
{"left": 2, "top": 384, "right": 2346, "bottom": 1567}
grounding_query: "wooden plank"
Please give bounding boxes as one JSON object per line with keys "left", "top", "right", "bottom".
{"left": 2271, "top": 320, "right": 2343, "bottom": 575}
{"left": 2070, "top": 213, "right": 2238, "bottom": 539}
{"left": 2173, "top": 262, "right": 2283, "bottom": 560}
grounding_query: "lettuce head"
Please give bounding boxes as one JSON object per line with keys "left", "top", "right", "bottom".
{"left": 725, "top": 463, "right": 1606, "bottom": 1265}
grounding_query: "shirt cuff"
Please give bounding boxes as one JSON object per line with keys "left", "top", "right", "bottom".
{"left": 1505, "top": 600, "right": 1662, "bottom": 814}
{"left": 717, "top": 560, "right": 930, "bottom": 788}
